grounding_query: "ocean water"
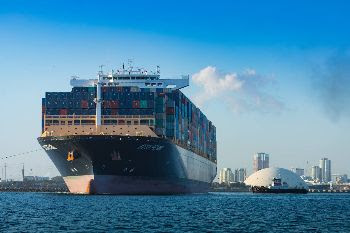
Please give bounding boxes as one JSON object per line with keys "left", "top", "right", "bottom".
{"left": 0, "top": 192, "right": 349, "bottom": 232}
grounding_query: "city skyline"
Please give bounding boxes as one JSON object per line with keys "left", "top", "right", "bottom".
{"left": 218, "top": 155, "right": 346, "bottom": 185}
{"left": 0, "top": 1, "right": 350, "bottom": 180}
{"left": 218, "top": 167, "right": 247, "bottom": 184}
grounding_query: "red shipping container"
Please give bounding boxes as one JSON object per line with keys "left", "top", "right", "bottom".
{"left": 110, "top": 100, "right": 119, "bottom": 109}
{"left": 166, "top": 107, "right": 175, "bottom": 115}
{"left": 111, "top": 109, "right": 118, "bottom": 115}
{"left": 132, "top": 100, "right": 140, "bottom": 108}
{"left": 59, "top": 109, "right": 68, "bottom": 115}
{"left": 81, "top": 100, "right": 88, "bottom": 108}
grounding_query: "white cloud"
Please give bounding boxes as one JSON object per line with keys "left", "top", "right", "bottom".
{"left": 192, "top": 66, "right": 284, "bottom": 113}
{"left": 192, "top": 66, "right": 243, "bottom": 106}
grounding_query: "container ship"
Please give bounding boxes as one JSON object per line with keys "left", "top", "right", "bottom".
{"left": 38, "top": 64, "right": 217, "bottom": 194}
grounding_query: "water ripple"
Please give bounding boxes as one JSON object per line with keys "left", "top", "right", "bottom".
{"left": 0, "top": 192, "right": 349, "bottom": 232}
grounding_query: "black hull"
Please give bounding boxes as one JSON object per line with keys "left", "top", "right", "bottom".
{"left": 251, "top": 186, "right": 308, "bottom": 194}
{"left": 38, "top": 135, "right": 216, "bottom": 194}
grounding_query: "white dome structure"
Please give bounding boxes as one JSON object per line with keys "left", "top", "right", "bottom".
{"left": 245, "top": 167, "right": 308, "bottom": 189}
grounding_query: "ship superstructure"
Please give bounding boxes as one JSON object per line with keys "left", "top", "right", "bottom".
{"left": 38, "top": 64, "right": 217, "bottom": 194}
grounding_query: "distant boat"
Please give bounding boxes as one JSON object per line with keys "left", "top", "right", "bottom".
{"left": 245, "top": 167, "right": 309, "bottom": 194}
{"left": 251, "top": 178, "right": 308, "bottom": 194}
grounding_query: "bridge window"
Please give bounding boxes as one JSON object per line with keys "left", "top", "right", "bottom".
{"left": 81, "top": 120, "right": 95, "bottom": 125}
{"left": 140, "top": 119, "right": 149, "bottom": 125}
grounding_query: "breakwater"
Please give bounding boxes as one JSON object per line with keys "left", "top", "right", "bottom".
{"left": 0, "top": 180, "right": 68, "bottom": 193}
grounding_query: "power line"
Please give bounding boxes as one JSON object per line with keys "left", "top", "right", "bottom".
{"left": 0, "top": 148, "right": 45, "bottom": 160}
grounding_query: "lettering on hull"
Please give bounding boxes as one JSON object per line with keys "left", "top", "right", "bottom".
{"left": 42, "top": 144, "right": 58, "bottom": 150}
{"left": 137, "top": 144, "right": 164, "bottom": 151}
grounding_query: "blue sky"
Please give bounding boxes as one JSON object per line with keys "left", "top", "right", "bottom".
{"left": 0, "top": 0, "right": 349, "bottom": 180}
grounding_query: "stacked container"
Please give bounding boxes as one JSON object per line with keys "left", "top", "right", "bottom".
{"left": 43, "top": 86, "right": 216, "bottom": 161}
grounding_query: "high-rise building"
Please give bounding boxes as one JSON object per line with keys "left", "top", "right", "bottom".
{"left": 311, "top": 166, "right": 321, "bottom": 182}
{"left": 219, "top": 168, "right": 233, "bottom": 184}
{"left": 233, "top": 168, "right": 247, "bottom": 182}
{"left": 253, "top": 153, "right": 269, "bottom": 172}
{"left": 319, "top": 158, "right": 331, "bottom": 182}
{"left": 238, "top": 168, "right": 247, "bottom": 182}
{"left": 234, "top": 169, "right": 239, "bottom": 182}
{"left": 291, "top": 168, "right": 304, "bottom": 177}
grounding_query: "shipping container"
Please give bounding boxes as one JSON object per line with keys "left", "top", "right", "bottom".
{"left": 59, "top": 109, "right": 68, "bottom": 115}
{"left": 132, "top": 100, "right": 140, "bottom": 108}
{"left": 81, "top": 100, "right": 88, "bottom": 108}
{"left": 43, "top": 86, "right": 216, "bottom": 160}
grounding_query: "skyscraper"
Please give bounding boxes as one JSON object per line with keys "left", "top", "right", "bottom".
{"left": 319, "top": 158, "right": 331, "bottom": 182}
{"left": 253, "top": 153, "right": 269, "bottom": 172}
{"left": 311, "top": 166, "right": 321, "bottom": 182}
{"left": 219, "top": 168, "right": 233, "bottom": 184}
{"left": 238, "top": 168, "right": 247, "bottom": 182}
{"left": 233, "top": 168, "right": 247, "bottom": 182}
{"left": 291, "top": 168, "right": 305, "bottom": 177}
{"left": 234, "top": 169, "right": 238, "bottom": 182}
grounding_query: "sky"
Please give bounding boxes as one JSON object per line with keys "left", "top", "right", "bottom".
{"left": 0, "top": 0, "right": 349, "bottom": 180}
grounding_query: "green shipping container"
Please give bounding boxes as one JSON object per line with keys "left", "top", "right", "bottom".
{"left": 155, "top": 119, "right": 164, "bottom": 127}
{"left": 87, "top": 87, "right": 95, "bottom": 92}
{"left": 140, "top": 100, "right": 148, "bottom": 108}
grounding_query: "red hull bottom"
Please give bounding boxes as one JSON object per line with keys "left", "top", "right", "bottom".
{"left": 63, "top": 175, "right": 210, "bottom": 195}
